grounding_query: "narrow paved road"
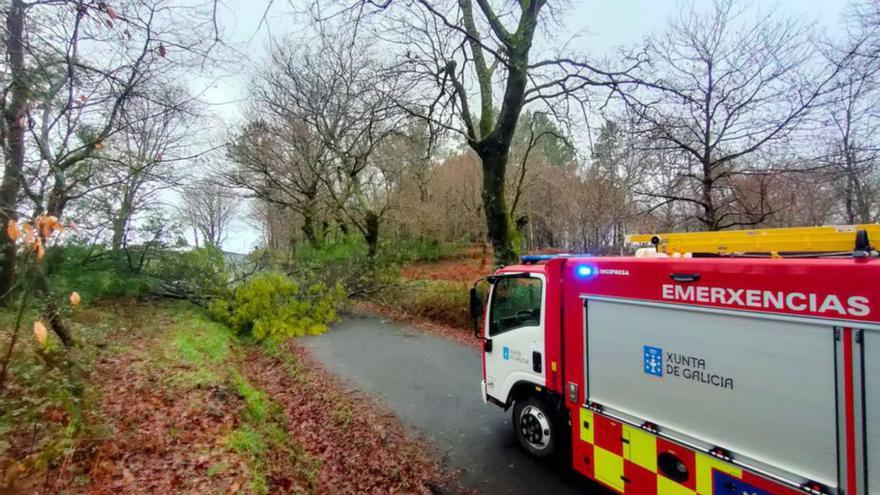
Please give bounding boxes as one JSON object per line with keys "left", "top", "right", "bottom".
{"left": 302, "top": 315, "right": 610, "bottom": 495}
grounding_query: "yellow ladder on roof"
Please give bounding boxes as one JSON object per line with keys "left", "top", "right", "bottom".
{"left": 626, "top": 224, "right": 880, "bottom": 255}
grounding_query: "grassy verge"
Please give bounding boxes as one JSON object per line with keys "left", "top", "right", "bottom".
{"left": 2, "top": 299, "right": 454, "bottom": 494}
{"left": 144, "top": 304, "right": 319, "bottom": 494}
{"left": 0, "top": 301, "right": 319, "bottom": 493}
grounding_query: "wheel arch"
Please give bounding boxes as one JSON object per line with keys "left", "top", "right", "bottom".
{"left": 504, "top": 380, "right": 563, "bottom": 412}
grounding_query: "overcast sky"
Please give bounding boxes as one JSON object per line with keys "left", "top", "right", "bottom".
{"left": 205, "top": 0, "right": 852, "bottom": 253}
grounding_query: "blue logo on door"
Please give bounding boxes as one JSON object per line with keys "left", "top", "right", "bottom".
{"left": 644, "top": 346, "right": 663, "bottom": 377}
{"left": 503, "top": 346, "right": 510, "bottom": 360}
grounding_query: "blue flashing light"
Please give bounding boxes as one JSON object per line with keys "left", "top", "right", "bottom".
{"left": 521, "top": 255, "right": 555, "bottom": 264}
{"left": 576, "top": 265, "right": 597, "bottom": 278}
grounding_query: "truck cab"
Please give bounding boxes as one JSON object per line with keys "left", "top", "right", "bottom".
{"left": 473, "top": 226, "right": 880, "bottom": 495}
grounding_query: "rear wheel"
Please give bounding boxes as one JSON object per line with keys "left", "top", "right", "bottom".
{"left": 513, "top": 396, "right": 555, "bottom": 458}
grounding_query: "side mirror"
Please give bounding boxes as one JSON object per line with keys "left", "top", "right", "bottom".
{"left": 469, "top": 287, "right": 483, "bottom": 338}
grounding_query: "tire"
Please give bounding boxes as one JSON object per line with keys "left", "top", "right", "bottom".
{"left": 513, "top": 396, "right": 556, "bottom": 458}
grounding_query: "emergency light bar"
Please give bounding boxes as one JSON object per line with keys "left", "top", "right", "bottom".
{"left": 521, "top": 253, "right": 591, "bottom": 264}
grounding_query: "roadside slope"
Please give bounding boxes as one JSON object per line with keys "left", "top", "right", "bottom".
{"left": 2, "top": 302, "right": 456, "bottom": 494}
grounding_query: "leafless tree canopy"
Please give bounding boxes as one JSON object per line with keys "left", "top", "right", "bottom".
{"left": 180, "top": 178, "right": 240, "bottom": 248}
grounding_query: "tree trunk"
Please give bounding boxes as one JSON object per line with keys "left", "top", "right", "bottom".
{"left": 46, "top": 182, "right": 68, "bottom": 219}
{"left": 478, "top": 148, "right": 519, "bottom": 266}
{"left": 301, "top": 201, "right": 322, "bottom": 249}
{"left": 111, "top": 215, "right": 127, "bottom": 251}
{"left": 31, "top": 263, "right": 74, "bottom": 347}
{"left": 337, "top": 217, "right": 349, "bottom": 236}
{"left": 301, "top": 213, "right": 321, "bottom": 249}
{"left": 0, "top": 0, "right": 28, "bottom": 304}
{"left": 700, "top": 159, "right": 718, "bottom": 230}
{"left": 111, "top": 193, "right": 133, "bottom": 250}
{"left": 364, "top": 211, "right": 380, "bottom": 258}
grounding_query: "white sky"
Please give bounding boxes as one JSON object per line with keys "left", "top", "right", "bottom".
{"left": 203, "top": 0, "right": 852, "bottom": 253}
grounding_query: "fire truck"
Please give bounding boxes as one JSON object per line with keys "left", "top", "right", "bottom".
{"left": 470, "top": 225, "right": 879, "bottom": 495}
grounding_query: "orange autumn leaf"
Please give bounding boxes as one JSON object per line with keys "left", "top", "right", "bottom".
{"left": 69, "top": 291, "right": 81, "bottom": 306}
{"left": 39, "top": 215, "right": 60, "bottom": 238}
{"left": 34, "top": 237, "right": 45, "bottom": 260}
{"left": 6, "top": 220, "right": 19, "bottom": 241}
{"left": 33, "top": 321, "right": 48, "bottom": 346}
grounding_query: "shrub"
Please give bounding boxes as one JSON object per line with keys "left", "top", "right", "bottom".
{"left": 210, "top": 271, "right": 344, "bottom": 342}
{"left": 46, "top": 244, "right": 231, "bottom": 305}
{"left": 375, "top": 279, "right": 471, "bottom": 329}
{"left": 46, "top": 245, "right": 153, "bottom": 302}
{"left": 146, "top": 246, "right": 230, "bottom": 302}
{"left": 383, "top": 238, "right": 462, "bottom": 263}
{"left": 290, "top": 236, "right": 399, "bottom": 298}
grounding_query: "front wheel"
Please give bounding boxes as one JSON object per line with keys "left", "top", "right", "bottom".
{"left": 513, "top": 396, "right": 556, "bottom": 458}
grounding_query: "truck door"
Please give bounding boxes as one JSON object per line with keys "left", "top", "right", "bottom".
{"left": 484, "top": 274, "right": 546, "bottom": 403}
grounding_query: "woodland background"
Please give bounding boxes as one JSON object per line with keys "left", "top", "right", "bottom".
{"left": 0, "top": 0, "right": 878, "bottom": 493}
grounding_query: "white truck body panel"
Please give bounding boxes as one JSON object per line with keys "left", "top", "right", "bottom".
{"left": 585, "top": 298, "right": 839, "bottom": 488}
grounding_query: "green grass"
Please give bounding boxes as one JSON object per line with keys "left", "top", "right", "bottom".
{"left": 149, "top": 306, "right": 236, "bottom": 388}
{"left": 173, "top": 320, "right": 232, "bottom": 365}
{"left": 228, "top": 428, "right": 267, "bottom": 455}
{"left": 145, "top": 308, "right": 302, "bottom": 494}
{"left": 374, "top": 279, "right": 471, "bottom": 328}
{"left": 226, "top": 366, "right": 318, "bottom": 493}
{"left": 206, "top": 461, "right": 230, "bottom": 477}
{"left": 152, "top": 305, "right": 318, "bottom": 494}
{"left": 233, "top": 373, "right": 270, "bottom": 423}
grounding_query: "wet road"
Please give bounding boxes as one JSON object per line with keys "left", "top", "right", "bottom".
{"left": 302, "top": 315, "right": 610, "bottom": 495}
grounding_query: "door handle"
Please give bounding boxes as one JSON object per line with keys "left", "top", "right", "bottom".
{"left": 532, "top": 351, "right": 542, "bottom": 373}
{"left": 484, "top": 339, "right": 493, "bottom": 353}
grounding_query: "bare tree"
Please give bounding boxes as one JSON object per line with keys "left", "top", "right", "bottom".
{"left": 253, "top": 29, "right": 412, "bottom": 257}
{"left": 82, "top": 84, "right": 196, "bottom": 249}
{"left": 620, "top": 0, "right": 844, "bottom": 230}
{"left": 336, "top": 0, "right": 638, "bottom": 265}
{"left": 180, "top": 178, "right": 240, "bottom": 249}
{"left": 819, "top": 68, "right": 880, "bottom": 223}
{"left": 0, "top": 0, "right": 221, "bottom": 302}
{"left": 227, "top": 117, "right": 328, "bottom": 249}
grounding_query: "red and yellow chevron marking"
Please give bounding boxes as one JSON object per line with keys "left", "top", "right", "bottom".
{"left": 574, "top": 408, "right": 801, "bottom": 495}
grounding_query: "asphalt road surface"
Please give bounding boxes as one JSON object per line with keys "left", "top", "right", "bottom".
{"left": 302, "top": 314, "right": 611, "bottom": 495}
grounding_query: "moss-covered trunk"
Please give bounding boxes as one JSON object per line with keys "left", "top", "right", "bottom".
{"left": 364, "top": 211, "right": 380, "bottom": 259}
{"left": 477, "top": 147, "right": 519, "bottom": 266}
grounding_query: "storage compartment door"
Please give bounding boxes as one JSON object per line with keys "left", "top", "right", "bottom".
{"left": 585, "top": 298, "right": 838, "bottom": 488}
{"left": 865, "top": 328, "right": 879, "bottom": 494}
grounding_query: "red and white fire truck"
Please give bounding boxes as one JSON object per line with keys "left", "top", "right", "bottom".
{"left": 471, "top": 225, "right": 879, "bottom": 495}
